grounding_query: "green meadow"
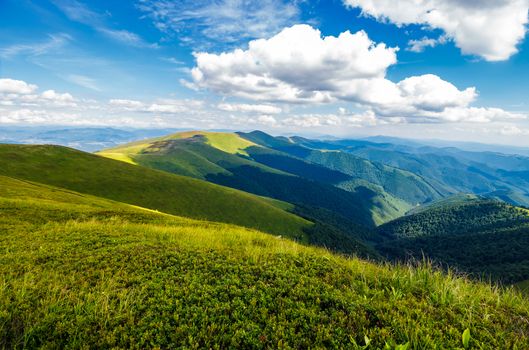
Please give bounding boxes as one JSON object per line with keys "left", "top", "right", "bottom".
{"left": 0, "top": 144, "right": 310, "bottom": 239}
{"left": 1, "top": 175, "right": 529, "bottom": 348}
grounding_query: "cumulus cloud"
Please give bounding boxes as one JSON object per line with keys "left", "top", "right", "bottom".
{"left": 0, "top": 79, "right": 38, "bottom": 94}
{"left": 217, "top": 103, "right": 282, "bottom": 114}
{"left": 191, "top": 24, "right": 398, "bottom": 103}
{"left": 500, "top": 125, "right": 529, "bottom": 135}
{"left": 190, "top": 25, "right": 524, "bottom": 124}
{"left": 41, "top": 90, "right": 75, "bottom": 104}
{"left": 344, "top": 0, "right": 529, "bottom": 61}
{"left": 407, "top": 35, "right": 448, "bottom": 53}
{"left": 108, "top": 98, "right": 204, "bottom": 114}
{"left": 256, "top": 115, "right": 278, "bottom": 126}
{"left": 109, "top": 99, "right": 145, "bottom": 109}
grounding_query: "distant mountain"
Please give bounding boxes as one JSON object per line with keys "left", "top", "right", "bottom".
{"left": 365, "top": 135, "right": 529, "bottom": 157}
{"left": 0, "top": 126, "right": 183, "bottom": 152}
{"left": 293, "top": 135, "right": 529, "bottom": 207}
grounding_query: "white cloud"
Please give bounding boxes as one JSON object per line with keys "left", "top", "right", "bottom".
{"left": 98, "top": 28, "right": 159, "bottom": 49}
{"left": 190, "top": 25, "right": 523, "bottom": 123}
{"left": 217, "top": 103, "right": 282, "bottom": 114}
{"left": 191, "top": 24, "right": 398, "bottom": 103}
{"left": 0, "top": 79, "right": 77, "bottom": 107}
{"left": 66, "top": 74, "right": 101, "bottom": 91}
{"left": 42, "top": 90, "right": 75, "bottom": 103}
{"left": 0, "top": 79, "right": 38, "bottom": 94}
{"left": 283, "top": 114, "right": 343, "bottom": 128}
{"left": 344, "top": 0, "right": 529, "bottom": 61}
{"left": 109, "top": 98, "right": 204, "bottom": 114}
{"left": 137, "top": 0, "right": 301, "bottom": 46}
{"left": 109, "top": 99, "right": 145, "bottom": 109}
{"left": 146, "top": 99, "right": 204, "bottom": 113}
{"left": 407, "top": 35, "right": 448, "bottom": 53}
{"left": 500, "top": 125, "right": 529, "bottom": 135}
{"left": 0, "top": 33, "right": 72, "bottom": 59}
{"left": 257, "top": 115, "right": 278, "bottom": 126}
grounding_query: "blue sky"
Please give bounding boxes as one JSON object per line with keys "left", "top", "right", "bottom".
{"left": 1, "top": 0, "right": 529, "bottom": 145}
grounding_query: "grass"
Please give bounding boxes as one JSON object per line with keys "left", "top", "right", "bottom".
{"left": 0, "top": 144, "right": 310, "bottom": 239}
{"left": 203, "top": 132, "right": 257, "bottom": 155}
{"left": 516, "top": 280, "right": 529, "bottom": 295}
{"left": 2, "top": 175, "right": 529, "bottom": 348}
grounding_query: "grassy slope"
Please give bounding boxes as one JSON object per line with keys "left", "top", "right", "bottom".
{"left": 2, "top": 177, "right": 529, "bottom": 348}
{"left": 98, "top": 132, "right": 410, "bottom": 226}
{"left": 97, "top": 134, "right": 379, "bottom": 227}
{"left": 243, "top": 146, "right": 413, "bottom": 225}
{"left": 0, "top": 144, "right": 310, "bottom": 239}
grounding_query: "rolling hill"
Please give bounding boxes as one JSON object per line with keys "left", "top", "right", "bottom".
{"left": 2, "top": 174, "right": 529, "bottom": 348}
{"left": 239, "top": 131, "right": 451, "bottom": 205}
{"left": 294, "top": 135, "right": 529, "bottom": 207}
{"left": 377, "top": 196, "right": 529, "bottom": 283}
{"left": 0, "top": 144, "right": 309, "bottom": 239}
{"left": 98, "top": 130, "right": 440, "bottom": 226}
{"left": 0, "top": 144, "right": 379, "bottom": 257}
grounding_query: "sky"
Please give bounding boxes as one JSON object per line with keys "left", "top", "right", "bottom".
{"left": 1, "top": 0, "right": 529, "bottom": 145}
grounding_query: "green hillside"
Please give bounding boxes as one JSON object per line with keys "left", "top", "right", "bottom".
{"left": 2, "top": 176, "right": 529, "bottom": 348}
{"left": 97, "top": 131, "right": 413, "bottom": 226}
{"left": 301, "top": 150, "right": 448, "bottom": 204}
{"left": 377, "top": 197, "right": 529, "bottom": 282}
{"left": 0, "top": 144, "right": 309, "bottom": 239}
{"left": 306, "top": 138, "right": 529, "bottom": 207}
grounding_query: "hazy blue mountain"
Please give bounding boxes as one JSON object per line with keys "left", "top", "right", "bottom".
{"left": 0, "top": 126, "right": 183, "bottom": 152}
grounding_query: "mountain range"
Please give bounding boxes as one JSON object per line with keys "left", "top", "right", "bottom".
{"left": 2, "top": 128, "right": 529, "bottom": 347}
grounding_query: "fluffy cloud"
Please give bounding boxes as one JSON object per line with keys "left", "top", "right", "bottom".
{"left": 0, "top": 79, "right": 38, "bottom": 94}
{"left": 217, "top": 103, "right": 282, "bottom": 114}
{"left": 407, "top": 35, "right": 448, "bottom": 53}
{"left": 109, "top": 98, "right": 203, "bottom": 114}
{"left": 500, "top": 125, "right": 529, "bottom": 135}
{"left": 109, "top": 99, "right": 145, "bottom": 109}
{"left": 42, "top": 90, "right": 75, "bottom": 104}
{"left": 191, "top": 24, "right": 398, "bottom": 103}
{"left": 190, "top": 25, "right": 523, "bottom": 123}
{"left": 344, "top": 0, "right": 529, "bottom": 61}
{"left": 0, "top": 79, "right": 77, "bottom": 107}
